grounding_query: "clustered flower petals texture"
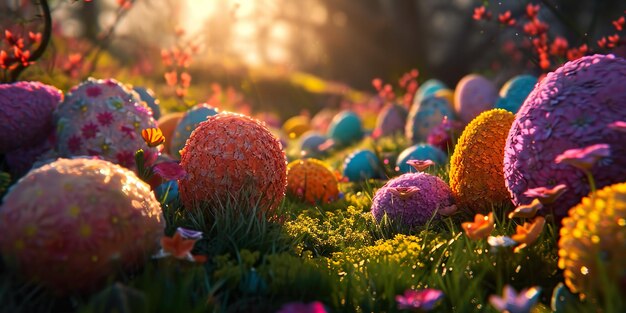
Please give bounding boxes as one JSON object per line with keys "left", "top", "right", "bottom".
{"left": 450, "top": 109, "right": 515, "bottom": 212}
{"left": 504, "top": 54, "right": 626, "bottom": 218}
{"left": 0, "top": 81, "right": 62, "bottom": 153}
{"left": 54, "top": 78, "right": 159, "bottom": 168}
{"left": 0, "top": 158, "right": 164, "bottom": 293}
{"left": 287, "top": 158, "right": 339, "bottom": 204}
{"left": 179, "top": 112, "right": 287, "bottom": 211}
{"left": 371, "top": 172, "right": 454, "bottom": 227}
{"left": 558, "top": 182, "right": 626, "bottom": 300}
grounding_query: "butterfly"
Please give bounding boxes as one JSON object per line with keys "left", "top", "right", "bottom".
{"left": 141, "top": 127, "right": 165, "bottom": 147}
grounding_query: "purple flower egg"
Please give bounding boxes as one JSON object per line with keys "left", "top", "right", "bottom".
{"left": 371, "top": 172, "right": 454, "bottom": 227}
{"left": 0, "top": 81, "right": 62, "bottom": 153}
{"left": 374, "top": 103, "right": 408, "bottom": 138}
{"left": 504, "top": 54, "right": 626, "bottom": 219}
{"left": 454, "top": 74, "right": 498, "bottom": 124}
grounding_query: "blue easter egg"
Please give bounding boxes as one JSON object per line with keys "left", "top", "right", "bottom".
{"left": 133, "top": 87, "right": 161, "bottom": 120}
{"left": 343, "top": 149, "right": 381, "bottom": 182}
{"left": 396, "top": 144, "right": 447, "bottom": 173}
{"left": 406, "top": 93, "right": 455, "bottom": 144}
{"left": 495, "top": 75, "right": 538, "bottom": 114}
{"left": 154, "top": 180, "right": 179, "bottom": 204}
{"left": 413, "top": 79, "right": 446, "bottom": 106}
{"left": 299, "top": 131, "right": 328, "bottom": 158}
{"left": 374, "top": 103, "right": 408, "bottom": 137}
{"left": 171, "top": 104, "right": 219, "bottom": 159}
{"left": 328, "top": 111, "right": 363, "bottom": 146}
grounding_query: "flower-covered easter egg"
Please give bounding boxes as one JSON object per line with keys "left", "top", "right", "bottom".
{"left": 282, "top": 115, "right": 311, "bottom": 139}
{"left": 287, "top": 158, "right": 339, "bottom": 204}
{"left": 406, "top": 92, "right": 456, "bottom": 144}
{"left": 299, "top": 131, "right": 328, "bottom": 158}
{"left": 454, "top": 74, "right": 498, "bottom": 124}
{"left": 558, "top": 182, "right": 626, "bottom": 300}
{"left": 342, "top": 149, "right": 381, "bottom": 182}
{"left": 371, "top": 172, "right": 454, "bottom": 228}
{"left": 5, "top": 138, "right": 54, "bottom": 178}
{"left": 413, "top": 79, "right": 446, "bottom": 106}
{"left": 0, "top": 158, "right": 164, "bottom": 294}
{"left": 396, "top": 144, "right": 447, "bottom": 174}
{"left": 157, "top": 112, "right": 184, "bottom": 156}
{"left": 133, "top": 86, "right": 161, "bottom": 120}
{"left": 328, "top": 111, "right": 363, "bottom": 147}
{"left": 170, "top": 103, "right": 219, "bottom": 159}
{"left": 54, "top": 78, "right": 158, "bottom": 168}
{"left": 0, "top": 81, "right": 62, "bottom": 153}
{"left": 449, "top": 109, "right": 515, "bottom": 212}
{"left": 179, "top": 113, "right": 287, "bottom": 211}
{"left": 373, "top": 103, "right": 408, "bottom": 138}
{"left": 495, "top": 75, "right": 537, "bottom": 114}
{"left": 504, "top": 54, "right": 626, "bottom": 219}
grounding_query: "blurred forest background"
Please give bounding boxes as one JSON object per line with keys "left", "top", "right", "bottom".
{"left": 2, "top": 0, "right": 626, "bottom": 117}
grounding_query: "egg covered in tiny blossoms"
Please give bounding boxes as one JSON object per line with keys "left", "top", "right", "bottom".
{"left": 0, "top": 81, "right": 63, "bottom": 153}
{"left": 406, "top": 92, "right": 456, "bottom": 144}
{"left": 396, "top": 144, "right": 447, "bottom": 174}
{"left": 504, "top": 54, "right": 626, "bottom": 219}
{"left": 178, "top": 112, "right": 287, "bottom": 212}
{"left": 373, "top": 103, "right": 408, "bottom": 138}
{"left": 342, "top": 149, "right": 382, "bottom": 182}
{"left": 133, "top": 86, "right": 161, "bottom": 120}
{"left": 454, "top": 74, "right": 498, "bottom": 124}
{"left": 371, "top": 171, "right": 454, "bottom": 228}
{"left": 558, "top": 182, "right": 626, "bottom": 301}
{"left": 54, "top": 78, "right": 159, "bottom": 168}
{"left": 450, "top": 109, "right": 515, "bottom": 213}
{"left": 170, "top": 103, "right": 219, "bottom": 159}
{"left": 287, "top": 158, "right": 339, "bottom": 204}
{"left": 0, "top": 158, "right": 164, "bottom": 294}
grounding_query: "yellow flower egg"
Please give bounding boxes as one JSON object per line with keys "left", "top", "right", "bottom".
{"left": 449, "top": 109, "right": 515, "bottom": 212}
{"left": 558, "top": 182, "right": 626, "bottom": 300}
{"left": 287, "top": 158, "right": 339, "bottom": 204}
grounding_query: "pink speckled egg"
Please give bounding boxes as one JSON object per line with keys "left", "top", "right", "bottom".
{"left": 0, "top": 158, "right": 164, "bottom": 294}
{"left": 179, "top": 113, "right": 287, "bottom": 212}
{"left": 0, "top": 81, "right": 62, "bottom": 153}
{"left": 454, "top": 74, "right": 498, "bottom": 124}
{"left": 54, "top": 78, "right": 158, "bottom": 168}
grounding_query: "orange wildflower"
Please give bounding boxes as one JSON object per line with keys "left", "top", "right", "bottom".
{"left": 141, "top": 128, "right": 165, "bottom": 147}
{"left": 160, "top": 231, "right": 196, "bottom": 259}
{"left": 462, "top": 212, "right": 494, "bottom": 240}
{"left": 512, "top": 216, "right": 546, "bottom": 252}
{"left": 508, "top": 199, "right": 543, "bottom": 219}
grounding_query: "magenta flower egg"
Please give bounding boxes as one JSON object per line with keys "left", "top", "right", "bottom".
{"left": 54, "top": 78, "right": 159, "bottom": 168}
{"left": 0, "top": 158, "right": 164, "bottom": 294}
{"left": 454, "top": 74, "right": 498, "bottom": 124}
{"left": 504, "top": 54, "right": 626, "bottom": 218}
{"left": 0, "top": 81, "right": 62, "bottom": 153}
{"left": 371, "top": 172, "right": 454, "bottom": 227}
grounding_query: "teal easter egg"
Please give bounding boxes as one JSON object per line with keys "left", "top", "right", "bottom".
{"left": 154, "top": 180, "right": 179, "bottom": 204}
{"left": 406, "top": 93, "right": 456, "bottom": 144}
{"left": 396, "top": 144, "right": 447, "bottom": 173}
{"left": 413, "top": 79, "right": 446, "bottom": 106}
{"left": 374, "top": 103, "right": 408, "bottom": 138}
{"left": 495, "top": 75, "right": 537, "bottom": 114}
{"left": 343, "top": 149, "right": 381, "bottom": 182}
{"left": 328, "top": 111, "right": 363, "bottom": 146}
{"left": 133, "top": 87, "right": 161, "bottom": 120}
{"left": 170, "top": 104, "right": 219, "bottom": 159}
{"left": 454, "top": 74, "right": 498, "bottom": 124}
{"left": 299, "top": 131, "right": 328, "bottom": 158}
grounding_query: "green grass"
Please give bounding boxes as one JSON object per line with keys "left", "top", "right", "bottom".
{"left": 1, "top": 136, "right": 624, "bottom": 313}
